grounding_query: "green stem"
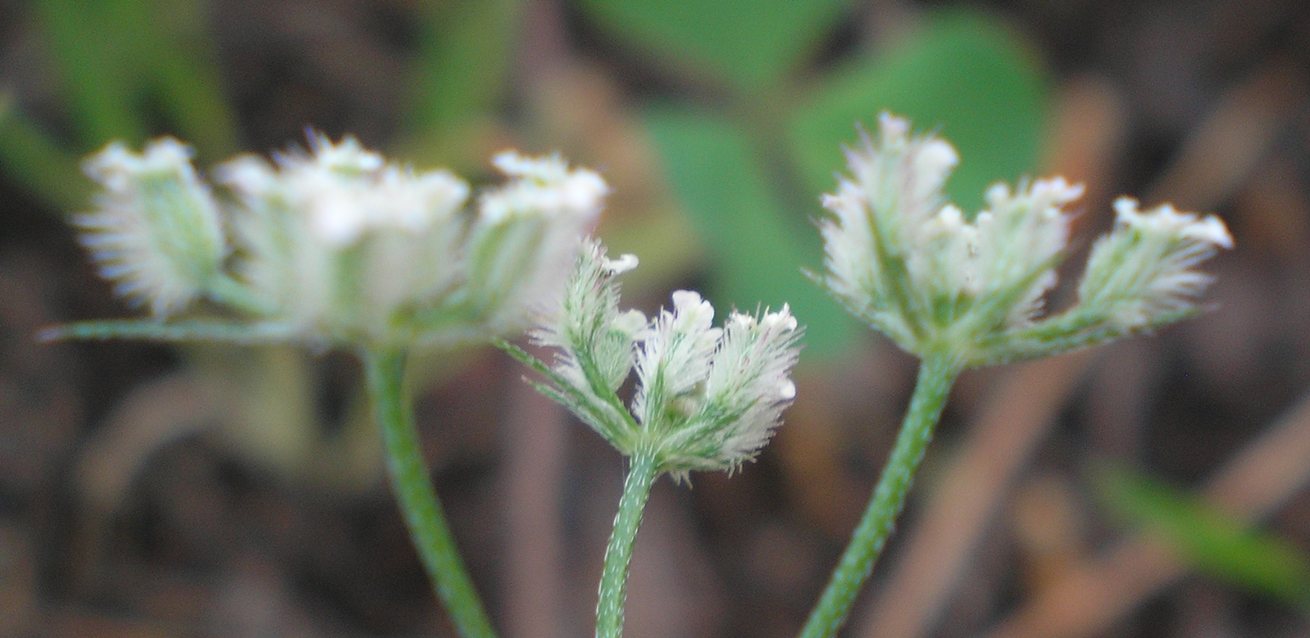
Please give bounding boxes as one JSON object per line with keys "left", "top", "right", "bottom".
{"left": 595, "top": 450, "right": 660, "bottom": 638}
{"left": 800, "top": 354, "right": 961, "bottom": 637}
{"left": 364, "top": 347, "right": 496, "bottom": 638}
{"left": 205, "top": 272, "right": 276, "bottom": 317}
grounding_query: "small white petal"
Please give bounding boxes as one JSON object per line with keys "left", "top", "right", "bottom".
{"left": 671, "top": 290, "right": 713, "bottom": 324}
{"left": 603, "top": 253, "right": 640, "bottom": 274}
{"left": 1113, "top": 197, "right": 1234, "bottom": 249}
{"left": 480, "top": 150, "right": 609, "bottom": 225}
{"left": 760, "top": 304, "right": 798, "bottom": 332}
{"left": 728, "top": 312, "right": 755, "bottom": 330}
{"left": 312, "top": 135, "right": 384, "bottom": 173}
{"left": 914, "top": 139, "right": 960, "bottom": 180}
{"left": 878, "top": 112, "right": 910, "bottom": 138}
{"left": 612, "top": 309, "right": 649, "bottom": 336}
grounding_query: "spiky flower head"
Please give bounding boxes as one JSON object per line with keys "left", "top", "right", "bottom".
{"left": 648, "top": 294, "right": 801, "bottom": 479}
{"left": 1078, "top": 197, "right": 1235, "bottom": 330}
{"left": 463, "top": 151, "right": 610, "bottom": 337}
{"left": 65, "top": 135, "right": 606, "bottom": 351}
{"left": 511, "top": 241, "right": 802, "bottom": 481}
{"left": 77, "top": 138, "right": 226, "bottom": 316}
{"left": 216, "top": 138, "right": 607, "bottom": 347}
{"left": 219, "top": 135, "right": 469, "bottom": 344}
{"left": 817, "top": 113, "right": 1232, "bottom": 366}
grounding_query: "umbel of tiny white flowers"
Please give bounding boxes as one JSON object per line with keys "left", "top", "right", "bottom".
{"left": 65, "top": 134, "right": 608, "bottom": 350}
{"left": 503, "top": 240, "right": 803, "bottom": 481}
{"left": 816, "top": 113, "right": 1233, "bottom": 367}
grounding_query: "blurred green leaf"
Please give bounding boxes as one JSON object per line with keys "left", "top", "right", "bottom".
{"left": 1097, "top": 465, "right": 1310, "bottom": 608}
{"left": 0, "top": 95, "right": 86, "bottom": 211}
{"left": 644, "top": 107, "right": 856, "bottom": 359}
{"left": 789, "top": 10, "right": 1046, "bottom": 212}
{"left": 20, "top": 0, "right": 236, "bottom": 210}
{"left": 602, "top": 207, "right": 706, "bottom": 298}
{"left": 402, "top": 0, "right": 521, "bottom": 164}
{"left": 34, "top": 0, "right": 146, "bottom": 145}
{"left": 34, "top": 0, "right": 237, "bottom": 156}
{"left": 133, "top": 0, "right": 240, "bottom": 157}
{"left": 147, "top": 53, "right": 240, "bottom": 158}
{"left": 578, "top": 0, "right": 852, "bottom": 94}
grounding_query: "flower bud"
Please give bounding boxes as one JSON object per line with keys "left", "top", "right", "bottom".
{"left": 463, "top": 152, "right": 608, "bottom": 335}
{"left": 1078, "top": 197, "right": 1234, "bottom": 330}
{"left": 78, "top": 138, "right": 226, "bottom": 316}
{"left": 673, "top": 303, "right": 801, "bottom": 476}
{"left": 521, "top": 243, "right": 803, "bottom": 480}
{"left": 219, "top": 134, "right": 471, "bottom": 344}
{"left": 818, "top": 113, "right": 1083, "bottom": 354}
{"left": 533, "top": 240, "right": 645, "bottom": 396}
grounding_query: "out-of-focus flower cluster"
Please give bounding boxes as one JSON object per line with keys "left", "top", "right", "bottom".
{"left": 817, "top": 113, "right": 1233, "bottom": 366}
{"left": 512, "top": 241, "right": 803, "bottom": 480}
{"left": 76, "top": 136, "right": 607, "bottom": 348}
{"left": 77, "top": 138, "right": 228, "bottom": 316}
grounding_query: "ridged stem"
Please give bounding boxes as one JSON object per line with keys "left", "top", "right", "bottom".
{"left": 800, "top": 354, "right": 961, "bottom": 637}
{"left": 364, "top": 347, "right": 497, "bottom": 638}
{"left": 595, "top": 450, "right": 660, "bottom": 638}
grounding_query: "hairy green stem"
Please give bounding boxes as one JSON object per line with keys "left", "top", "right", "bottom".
{"left": 364, "top": 347, "right": 496, "bottom": 638}
{"left": 800, "top": 354, "right": 961, "bottom": 637}
{"left": 596, "top": 450, "right": 660, "bottom": 638}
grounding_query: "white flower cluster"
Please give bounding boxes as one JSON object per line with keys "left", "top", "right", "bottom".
{"left": 523, "top": 242, "right": 802, "bottom": 479}
{"left": 76, "top": 135, "right": 607, "bottom": 348}
{"left": 818, "top": 113, "right": 1233, "bottom": 365}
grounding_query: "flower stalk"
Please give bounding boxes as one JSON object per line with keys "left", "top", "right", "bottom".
{"left": 505, "top": 241, "right": 804, "bottom": 636}
{"left": 803, "top": 112, "right": 1233, "bottom": 636}
{"left": 364, "top": 348, "right": 496, "bottom": 638}
{"left": 55, "top": 135, "right": 608, "bottom": 636}
{"left": 595, "top": 449, "right": 660, "bottom": 638}
{"left": 799, "top": 353, "right": 960, "bottom": 637}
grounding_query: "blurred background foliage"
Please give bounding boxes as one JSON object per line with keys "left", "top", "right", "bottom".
{"left": 2, "top": 0, "right": 1309, "bottom": 636}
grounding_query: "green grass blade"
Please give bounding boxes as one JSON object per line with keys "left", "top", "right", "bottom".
{"left": 1097, "top": 464, "right": 1310, "bottom": 608}
{"left": 0, "top": 95, "right": 86, "bottom": 211}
